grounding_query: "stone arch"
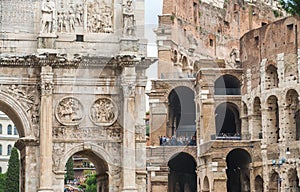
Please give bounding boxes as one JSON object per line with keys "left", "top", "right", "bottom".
{"left": 285, "top": 89, "right": 300, "bottom": 141}
{"left": 287, "top": 168, "right": 300, "bottom": 191}
{"left": 215, "top": 102, "right": 241, "bottom": 138}
{"left": 254, "top": 175, "right": 264, "bottom": 192}
{"left": 182, "top": 56, "right": 188, "bottom": 69}
{"left": 226, "top": 148, "right": 251, "bottom": 192}
{"left": 266, "top": 95, "right": 279, "bottom": 144}
{"left": 0, "top": 92, "right": 32, "bottom": 137}
{"left": 265, "top": 64, "right": 278, "bottom": 89}
{"left": 166, "top": 147, "right": 197, "bottom": 162}
{"left": 168, "top": 86, "right": 196, "bottom": 138}
{"left": 241, "top": 101, "right": 249, "bottom": 140}
{"left": 168, "top": 152, "right": 197, "bottom": 192}
{"left": 203, "top": 176, "right": 209, "bottom": 192}
{"left": 242, "top": 101, "right": 248, "bottom": 116}
{"left": 58, "top": 143, "right": 115, "bottom": 192}
{"left": 269, "top": 171, "right": 279, "bottom": 192}
{"left": 58, "top": 142, "right": 114, "bottom": 171}
{"left": 253, "top": 97, "right": 262, "bottom": 139}
{"left": 172, "top": 49, "right": 178, "bottom": 63}
{"left": 214, "top": 74, "right": 241, "bottom": 95}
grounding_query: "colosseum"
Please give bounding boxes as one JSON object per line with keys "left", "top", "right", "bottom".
{"left": 147, "top": 0, "right": 300, "bottom": 191}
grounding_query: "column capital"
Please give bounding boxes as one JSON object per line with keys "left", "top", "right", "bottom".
{"left": 40, "top": 65, "right": 54, "bottom": 96}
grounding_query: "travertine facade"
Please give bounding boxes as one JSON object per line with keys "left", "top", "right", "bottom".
{"left": 0, "top": 0, "right": 154, "bottom": 191}
{"left": 147, "top": 0, "right": 300, "bottom": 192}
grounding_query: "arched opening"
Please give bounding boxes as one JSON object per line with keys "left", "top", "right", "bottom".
{"left": 215, "top": 102, "right": 241, "bottom": 139}
{"left": 226, "top": 148, "right": 251, "bottom": 192}
{"left": 214, "top": 75, "right": 241, "bottom": 95}
{"left": 287, "top": 169, "right": 300, "bottom": 191}
{"left": 203, "top": 176, "right": 209, "bottom": 192}
{"left": 285, "top": 89, "right": 299, "bottom": 141}
{"left": 269, "top": 172, "right": 279, "bottom": 192}
{"left": 266, "top": 96, "right": 279, "bottom": 144}
{"left": 0, "top": 111, "right": 21, "bottom": 190}
{"left": 167, "top": 86, "right": 196, "bottom": 145}
{"left": 265, "top": 65, "right": 278, "bottom": 89}
{"left": 254, "top": 175, "right": 263, "bottom": 192}
{"left": 168, "top": 152, "right": 197, "bottom": 192}
{"left": 182, "top": 56, "right": 188, "bottom": 69}
{"left": 253, "top": 97, "right": 262, "bottom": 139}
{"left": 64, "top": 149, "right": 109, "bottom": 192}
{"left": 241, "top": 102, "right": 249, "bottom": 139}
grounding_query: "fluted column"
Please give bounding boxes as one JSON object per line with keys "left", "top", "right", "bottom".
{"left": 38, "top": 65, "right": 54, "bottom": 192}
{"left": 121, "top": 64, "right": 138, "bottom": 192}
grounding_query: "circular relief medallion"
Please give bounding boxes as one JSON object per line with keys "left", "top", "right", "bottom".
{"left": 90, "top": 97, "right": 118, "bottom": 126}
{"left": 55, "top": 97, "right": 84, "bottom": 125}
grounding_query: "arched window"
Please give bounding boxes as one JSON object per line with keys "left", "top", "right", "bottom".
{"left": 215, "top": 102, "right": 241, "bottom": 139}
{"left": 13, "top": 126, "right": 18, "bottom": 135}
{"left": 214, "top": 75, "right": 241, "bottom": 95}
{"left": 7, "top": 125, "right": 12, "bottom": 135}
{"left": 0, "top": 145, "right": 2, "bottom": 155}
{"left": 265, "top": 64, "right": 278, "bottom": 89}
{"left": 0, "top": 124, "right": 2, "bottom": 134}
{"left": 7, "top": 145, "right": 12, "bottom": 155}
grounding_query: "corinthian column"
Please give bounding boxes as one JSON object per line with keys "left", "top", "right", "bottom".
{"left": 38, "top": 65, "right": 54, "bottom": 192}
{"left": 121, "top": 63, "right": 138, "bottom": 192}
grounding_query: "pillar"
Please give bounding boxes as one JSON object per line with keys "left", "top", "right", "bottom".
{"left": 121, "top": 63, "right": 138, "bottom": 192}
{"left": 38, "top": 65, "right": 54, "bottom": 192}
{"left": 15, "top": 137, "right": 39, "bottom": 192}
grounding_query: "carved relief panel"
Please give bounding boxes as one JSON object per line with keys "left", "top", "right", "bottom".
{"left": 90, "top": 97, "right": 118, "bottom": 126}
{"left": 55, "top": 97, "right": 84, "bottom": 125}
{"left": 56, "top": 0, "right": 114, "bottom": 33}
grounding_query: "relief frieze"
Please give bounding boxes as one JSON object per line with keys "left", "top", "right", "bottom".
{"left": 52, "top": 125, "right": 121, "bottom": 140}
{"left": 90, "top": 97, "right": 118, "bottom": 126}
{"left": 55, "top": 0, "right": 113, "bottom": 33}
{"left": 55, "top": 97, "right": 84, "bottom": 125}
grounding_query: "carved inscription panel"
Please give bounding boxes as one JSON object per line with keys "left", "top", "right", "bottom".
{"left": 0, "top": 0, "right": 35, "bottom": 32}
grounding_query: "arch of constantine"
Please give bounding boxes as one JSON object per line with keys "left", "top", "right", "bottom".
{"left": 0, "top": 0, "right": 154, "bottom": 191}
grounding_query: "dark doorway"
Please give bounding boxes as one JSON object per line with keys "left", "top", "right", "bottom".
{"left": 215, "top": 102, "right": 241, "bottom": 138}
{"left": 168, "top": 86, "right": 196, "bottom": 138}
{"left": 226, "top": 149, "right": 251, "bottom": 192}
{"left": 168, "top": 152, "right": 197, "bottom": 192}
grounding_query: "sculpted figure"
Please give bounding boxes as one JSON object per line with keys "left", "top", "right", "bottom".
{"left": 122, "top": 0, "right": 135, "bottom": 36}
{"left": 41, "top": 0, "right": 55, "bottom": 33}
{"left": 103, "top": 6, "right": 113, "bottom": 33}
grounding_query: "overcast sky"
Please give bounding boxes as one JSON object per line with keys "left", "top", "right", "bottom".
{"left": 144, "top": 0, "right": 163, "bottom": 79}
{"left": 144, "top": 0, "right": 163, "bottom": 110}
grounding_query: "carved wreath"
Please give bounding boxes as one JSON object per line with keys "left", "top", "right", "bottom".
{"left": 55, "top": 97, "right": 84, "bottom": 125}
{"left": 90, "top": 97, "right": 118, "bottom": 126}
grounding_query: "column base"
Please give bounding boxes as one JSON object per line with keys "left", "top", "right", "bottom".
{"left": 38, "top": 187, "right": 54, "bottom": 192}
{"left": 121, "top": 187, "right": 138, "bottom": 192}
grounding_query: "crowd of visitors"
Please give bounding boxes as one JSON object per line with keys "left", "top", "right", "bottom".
{"left": 159, "top": 135, "right": 196, "bottom": 146}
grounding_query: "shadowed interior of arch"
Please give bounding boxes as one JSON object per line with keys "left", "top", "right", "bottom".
{"left": 168, "top": 152, "right": 197, "bottom": 192}
{"left": 168, "top": 86, "right": 196, "bottom": 139}
{"left": 226, "top": 148, "right": 251, "bottom": 192}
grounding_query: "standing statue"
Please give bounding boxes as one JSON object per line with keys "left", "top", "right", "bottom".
{"left": 40, "top": 0, "right": 55, "bottom": 33}
{"left": 122, "top": 0, "right": 135, "bottom": 36}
